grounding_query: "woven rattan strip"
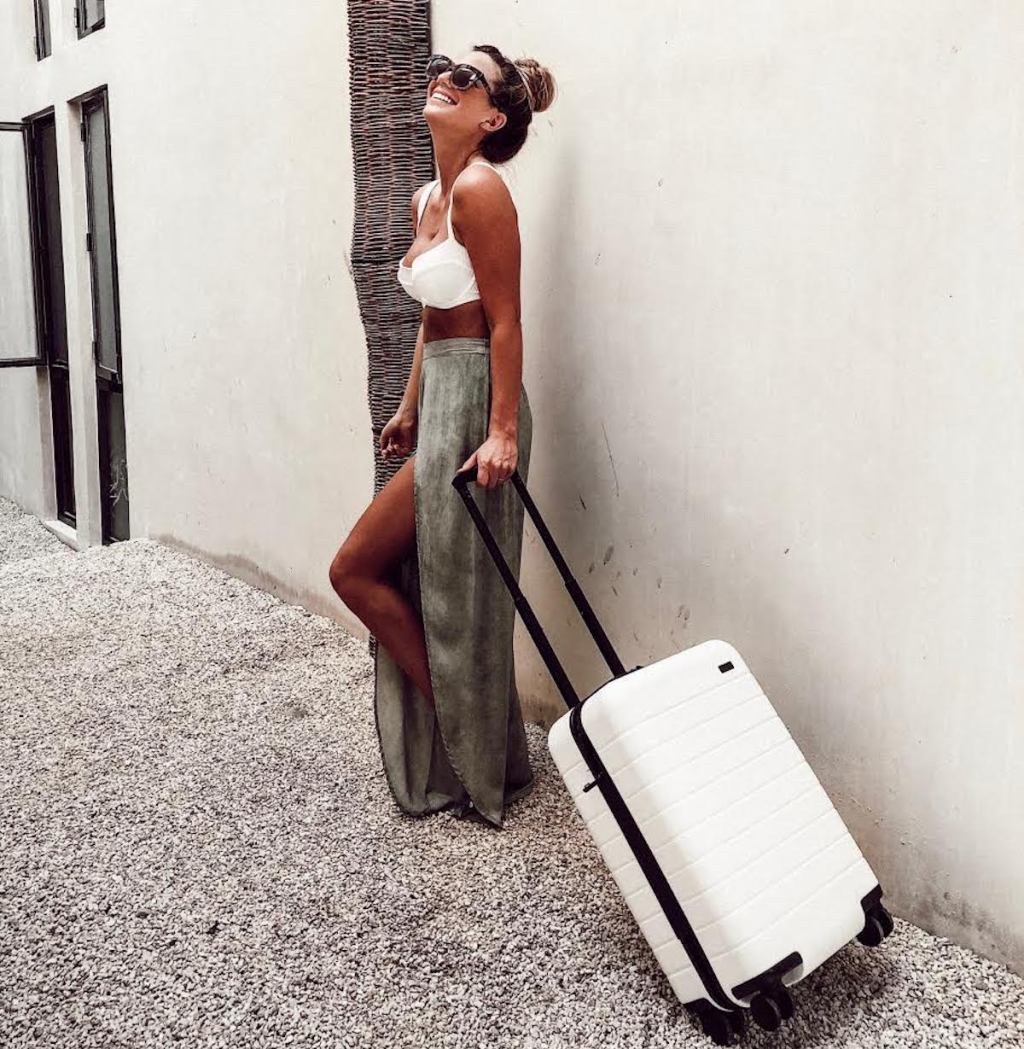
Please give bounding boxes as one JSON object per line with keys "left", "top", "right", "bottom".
{"left": 346, "top": 1, "right": 434, "bottom": 659}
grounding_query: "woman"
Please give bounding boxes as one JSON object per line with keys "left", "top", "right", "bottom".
{"left": 329, "top": 45, "right": 556, "bottom": 829}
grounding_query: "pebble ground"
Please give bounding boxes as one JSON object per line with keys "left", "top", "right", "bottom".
{"left": 1, "top": 495, "right": 1022, "bottom": 1048}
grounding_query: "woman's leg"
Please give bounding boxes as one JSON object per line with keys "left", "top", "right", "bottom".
{"left": 328, "top": 455, "right": 435, "bottom": 709}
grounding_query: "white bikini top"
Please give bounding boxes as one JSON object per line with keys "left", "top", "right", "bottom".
{"left": 396, "top": 160, "right": 504, "bottom": 309}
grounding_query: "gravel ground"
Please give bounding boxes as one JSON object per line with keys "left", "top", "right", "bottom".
{"left": 0, "top": 498, "right": 76, "bottom": 567}
{"left": 1, "top": 494, "right": 1022, "bottom": 1048}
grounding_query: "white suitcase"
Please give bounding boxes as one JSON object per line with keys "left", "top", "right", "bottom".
{"left": 454, "top": 466, "right": 894, "bottom": 1045}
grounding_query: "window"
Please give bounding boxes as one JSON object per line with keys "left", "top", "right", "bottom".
{"left": 0, "top": 112, "right": 75, "bottom": 523}
{"left": 0, "top": 122, "right": 45, "bottom": 367}
{"left": 75, "top": 0, "right": 104, "bottom": 38}
{"left": 33, "top": 0, "right": 51, "bottom": 59}
{"left": 81, "top": 88, "right": 129, "bottom": 541}
{"left": 33, "top": 113, "right": 75, "bottom": 522}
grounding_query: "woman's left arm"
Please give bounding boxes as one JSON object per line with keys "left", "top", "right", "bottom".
{"left": 454, "top": 168, "right": 524, "bottom": 489}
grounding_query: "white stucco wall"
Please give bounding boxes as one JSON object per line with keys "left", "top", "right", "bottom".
{"left": 0, "top": 1, "right": 1021, "bottom": 973}
{"left": 0, "top": 0, "right": 366, "bottom": 598}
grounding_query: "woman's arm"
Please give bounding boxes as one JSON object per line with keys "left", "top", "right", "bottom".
{"left": 451, "top": 166, "right": 524, "bottom": 487}
{"left": 399, "top": 318, "right": 425, "bottom": 420}
{"left": 452, "top": 167, "right": 522, "bottom": 437}
{"left": 485, "top": 320, "right": 522, "bottom": 438}
{"left": 397, "top": 183, "right": 431, "bottom": 420}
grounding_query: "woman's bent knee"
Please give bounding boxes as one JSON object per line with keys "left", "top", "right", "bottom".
{"left": 328, "top": 548, "right": 364, "bottom": 602}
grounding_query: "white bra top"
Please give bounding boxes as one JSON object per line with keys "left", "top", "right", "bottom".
{"left": 396, "top": 160, "right": 504, "bottom": 309}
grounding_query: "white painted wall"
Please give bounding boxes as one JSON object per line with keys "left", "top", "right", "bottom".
{"left": 0, "top": 0, "right": 366, "bottom": 601}
{"left": 0, "top": 0, "right": 1020, "bottom": 973}
{"left": 438, "top": 1, "right": 1024, "bottom": 974}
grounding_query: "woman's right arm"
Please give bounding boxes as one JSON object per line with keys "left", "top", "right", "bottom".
{"left": 399, "top": 318, "right": 425, "bottom": 421}
{"left": 398, "top": 182, "right": 430, "bottom": 420}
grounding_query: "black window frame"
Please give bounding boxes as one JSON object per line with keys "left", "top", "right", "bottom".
{"left": 0, "top": 120, "right": 47, "bottom": 368}
{"left": 74, "top": 0, "right": 104, "bottom": 39}
{"left": 78, "top": 85, "right": 122, "bottom": 385}
{"left": 0, "top": 107, "right": 77, "bottom": 524}
{"left": 29, "top": 108, "right": 76, "bottom": 525}
{"left": 33, "top": 0, "right": 52, "bottom": 60}
{"left": 75, "top": 83, "right": 129, "bottom": 542}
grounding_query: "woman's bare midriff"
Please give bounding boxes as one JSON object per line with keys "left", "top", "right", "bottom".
{"left": 422, "top": 300, "right": 490, "bottom": 343}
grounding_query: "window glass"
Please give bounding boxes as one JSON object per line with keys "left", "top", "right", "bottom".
{"left": 34, "top": 0, "right": 51, "bottom": 59}
{"left": 84, "top": 100, "right": 118, "bottom": 375}
{"left": 77, "top": 0, "right": 104, "bottom": 35}
{"left": 0, "top": 130, "right": 37, "bottom": 362}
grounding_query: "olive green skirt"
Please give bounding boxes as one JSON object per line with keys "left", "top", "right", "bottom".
{"left": 373, "top": 336, "right": 535, "bottom": 829}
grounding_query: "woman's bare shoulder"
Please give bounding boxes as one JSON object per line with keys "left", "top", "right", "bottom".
{"left": 453, "top": 164, "right": 517, "bottom": 220}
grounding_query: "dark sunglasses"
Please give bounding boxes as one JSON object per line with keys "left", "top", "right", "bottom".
{"left": 425, "top": 54, "right": 501, "bottom": 110}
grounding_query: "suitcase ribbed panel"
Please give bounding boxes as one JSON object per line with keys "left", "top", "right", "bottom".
{"left": 550, "top": 721, "right": 707, "bottom": 1005}
{"left": 548, "top": 639, "right": 881, "bottom": 1008}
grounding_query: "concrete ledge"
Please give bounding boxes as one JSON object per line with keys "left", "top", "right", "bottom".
{"left": 40, "top": 519, "right": 79, "bottom": 551}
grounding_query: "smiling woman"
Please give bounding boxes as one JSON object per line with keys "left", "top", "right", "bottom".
{"left": 330, "top": 43, "right": 557, "bottom": 829}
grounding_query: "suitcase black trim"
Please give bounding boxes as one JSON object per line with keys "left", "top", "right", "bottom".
{"left": 731, "top": 951, "right": 802, "bottom": 1000}
{"left": 568, "top": 699, "right": 740, "bottom": 1015}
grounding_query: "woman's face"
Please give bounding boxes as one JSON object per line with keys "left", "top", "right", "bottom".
{"left": 424, "top": 50, "right": 503, "bottom": 131}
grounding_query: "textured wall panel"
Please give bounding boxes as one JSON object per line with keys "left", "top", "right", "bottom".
{"left": 346, "top": 1, "right": 434, "bottom": 659}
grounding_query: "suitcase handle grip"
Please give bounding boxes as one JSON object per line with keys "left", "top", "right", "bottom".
{"left": 452, "top": 464, "right": 626, "bottom": 711}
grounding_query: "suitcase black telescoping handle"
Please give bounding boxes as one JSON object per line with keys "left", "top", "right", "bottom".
{"left": 452, "top": 465, "right": 626, "bottom": 711}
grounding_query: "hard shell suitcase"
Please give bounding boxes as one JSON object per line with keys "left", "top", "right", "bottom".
{"left": 453, "top": 466, "right": 895, "bottom": 1045}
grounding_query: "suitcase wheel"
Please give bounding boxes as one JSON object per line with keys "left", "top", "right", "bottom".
{"left": 857, "top": 901, "right": 895, "bottom": 947}
{"left": 750, "top": 984, "right": 794, "bottom": 1031}
{"left": 686, "top": 1001, "right": 745, "bottom": 1046}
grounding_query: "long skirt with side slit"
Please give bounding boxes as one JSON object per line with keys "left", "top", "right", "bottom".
{"left": 372, "top": 335, "right": 535, "bottom": 829}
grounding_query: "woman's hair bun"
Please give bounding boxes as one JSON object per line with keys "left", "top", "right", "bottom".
{"left": 513, "top": 57, "right": 556, "bottom": 114}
